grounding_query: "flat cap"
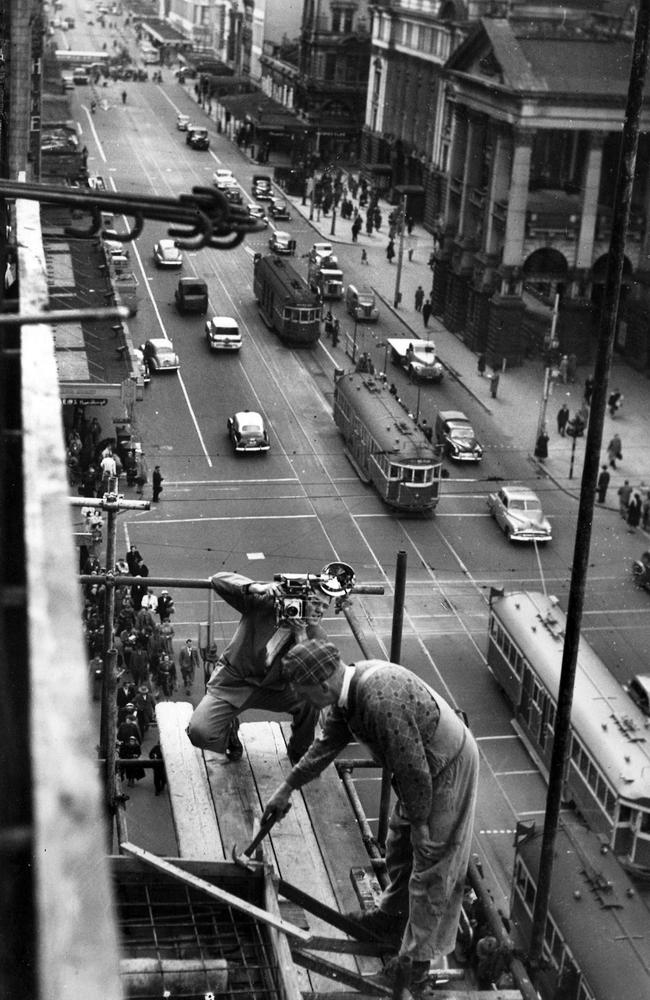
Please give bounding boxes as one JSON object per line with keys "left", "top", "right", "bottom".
{"left": 281, "top": 639, "right": 340, "bottom": 687}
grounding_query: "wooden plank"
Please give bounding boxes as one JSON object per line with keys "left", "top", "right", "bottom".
{"left": 243, "top": 723, "right": 374, "bottom": 993}
{"left": 155, "top": 702, "right": 224, "bottom": 860}
{"left": 203, "top": 726, "right": 264, "bottom": 856}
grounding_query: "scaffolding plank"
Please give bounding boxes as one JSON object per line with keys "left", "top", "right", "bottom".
{"left": 242, "top": 723, "right": 374, "bottom": 993}
{"left": 155, "top": 701, "right": 225, "bottom": 860}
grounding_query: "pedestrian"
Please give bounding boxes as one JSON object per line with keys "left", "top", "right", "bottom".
{"left": 489, "top": 371, "right": 500, "bottom": 399}
{"left": 135, "top": 452, "right": 147, "bottom": 496}
{"left": 100, "top": 449, "right": 117, "bottom": 486}
{"left": 179, "top": 637, "right": 200, "bottom": 696}
{"left": 584, "top": 374, "right": 594, "bottom": 405}
{"left": 477, "top": 353, "right": 486, "bottom": 377}
{"left": 414, "top": 286, "right": 424, "bottom": 312}
{"left": 152, "top": 465, "right": 163, "bottom": 502}
{"left": 386, "top": 240, "right": 395, "bottom": 263}
{"left": 187, "top": 570, "right": 339, "bottom": 764}
{"left": 351, "top": 216, "right": 361, "bottom": 242}
{"left": 627, "top": 492, "right": 642, "bottom": 532}
{"left": 608, "top": 389, "right": 623, "bottom": 417}
{"left": 596, "top": 466, "right": 610, "bottom": 504}
{"left": 607, "top": 433, "right": 622, "bottom": 469}
{"left": 121, "top": 90, "right": 127, "bottom": 105}
{"left": 149, "top": 743, "right": 167, "bottom": 795}
{"left": 324, "top": 309, "right": 333, "bottom": 339}
{"left": 556, "top": 403, "right": 570, "bottom": 436}
{"left": 157, "top": 589, "right": 175, "bottom": 623}
{"left": 567, "top": 353, "right": 577, "bottom": 383}
{"left": 331, "top": 318, "right": 340, "bottom": 348}
{"left": 406, "top": 214, "right": 414, "bottom": 235}
{"left": 422, "top": 299, "right": 432, "bottom": 328}
{"left": 261, "top": 640, "right": 478, "bottom": 992}
{"left": 618, "top": 479, "right": 633, "bottom": 518}
{"left": 558, "top": 355, "right": 569, "bottom": 383}
{"left": 643, "top": 491, "right": 650, "bottom": 531}
{"left": 134, "top": 683, "right": 155, "bottom": 736}
{"left": 534, "top": 430, "right": 549, "bottom": 461}
{"left": 360, "top": 248, "right": 369, "bottom": 265}
{"left": 126, "top": 544, "right": 143, "bottom": 576}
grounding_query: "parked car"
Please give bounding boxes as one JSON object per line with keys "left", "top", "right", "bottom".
{"left": 487, "top": 486, "right": 552, "bottom": 543}
{"left": 227, "top": 411, "right": 270, "bottom": 453}
{"left": 175, "top": 277, "right": 208, "bottom": 315}
{"left": 435, "top": 410, "right": 483, "bottom": 462}
{"left": 153, "top": 239, "right": 182, "bottom": 268}
{"left": 268, "top": 230, "right": 296, "bottom": 255}
{"left": 345, "top": 284, "right": 379, "bottom": 322}
{"left": 176, "top": 113, "right": 191, "bottom": 131}
{"left": 268, "top": 197, "right": 291, "bottom": 221}
{"left": 205, "top": 316, "right": 241, "bottom": 351}
{"left": 223, "top": 186, "right": 243, "bottom": 205}
{"left": 139, "top": 338, "right": 180, "bottom": 373}
{"left": 251, "top": 174, "right": 273, "bottom": 200}
{"left": 186, "top": 126, "right": 209, "bottom": 150}
{"left": 213, "top": 168, "right": 234, "bottom": 188}
{"left": 308, "top": 242, "right": 336, "bottom": 266}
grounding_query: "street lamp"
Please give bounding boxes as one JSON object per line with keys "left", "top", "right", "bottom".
{"left": 393, "top": 193, "right": 407, "bottom": 308}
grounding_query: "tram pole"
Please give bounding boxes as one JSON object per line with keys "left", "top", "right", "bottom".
{"left": 528, "top": 0, "right": 650, "bottom": 970}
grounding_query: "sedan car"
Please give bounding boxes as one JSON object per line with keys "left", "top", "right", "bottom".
{"left": 268, "top": 197, "right": 291, "bottom": 221}
{"left": 152, "top": 239, "right": 182, "bottom": 268}
{"left": 435, "top": 410, "right": 483, "bottom": 461}
{"left": 247, "top": 202, "right": 267, "bottom": 225}
{"left": 227, "top": 411, "right": 270, "bottom": 453}
{"left": 139, "top": 338, "right": 180, "bottom": 373}
{"left": 268, "top": 230, "right": 296, "bottom": 255}
{"left": 487, "top": 486, "right": 552, "bottom": 543}
{"left": 186, "top": 126, "right": 209, "bottom": 150}
{"left": 213, "top": 168, "right": 234, "bottom": 188}
{"left": 176, "top": 113, "right": 191, "bottom": 131}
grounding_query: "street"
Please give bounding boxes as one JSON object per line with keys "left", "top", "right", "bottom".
{"left": 61, "top": 8, "right": 650, "bottom": 914}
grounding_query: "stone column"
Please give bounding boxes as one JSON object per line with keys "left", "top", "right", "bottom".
{"left": 502, "top": 127, "right": 534, "bottom": 267}
{"left": 576, "top": 132, "right": 605, "bottom": 269}
{"left": 484, "top": 128, "right": 510, "bottom": 255}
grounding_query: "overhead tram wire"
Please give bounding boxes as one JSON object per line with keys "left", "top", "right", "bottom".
{"left": 528, "top": 0, "right": 650, "bottom": 972}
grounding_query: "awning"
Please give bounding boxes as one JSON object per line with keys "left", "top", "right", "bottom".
{"left": 394, "top": 184, "right": 425, "bottom": 195}
{"left": 364, "top": 164, "right": 393, "bottom": 175}
{"left": 218, "top": 92, "right": 299, "bottom": 131}
{"left": 140, "top": 20, "right": 187, "bottom": 45}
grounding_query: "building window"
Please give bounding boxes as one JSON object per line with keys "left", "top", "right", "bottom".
{"left": 325, "top": 53, "right": 336, "bottom": 81}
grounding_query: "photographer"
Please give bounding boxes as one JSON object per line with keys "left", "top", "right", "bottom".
{"left": 186, "top": 570, "right": 333, "bottom": 764}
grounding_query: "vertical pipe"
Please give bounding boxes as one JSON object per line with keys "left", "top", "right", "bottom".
{"left": 378, "top": 550, "right": 408, "bottom": 847}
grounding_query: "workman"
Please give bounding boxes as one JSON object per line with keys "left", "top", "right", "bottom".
{"left": 262, "top": 639, "right": 478, "bottom": 995}
{"left": 186, "top": 572, "right": 333, "bottom": 764}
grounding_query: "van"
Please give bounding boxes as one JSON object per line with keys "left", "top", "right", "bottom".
{"left": 72, "top": 67, "right": 90, "bottom": 85}
{"left": 175, "top": 277, "right": 208, "bottom": 315}
{"left": 345, "top": 284, "right": 379, "bottom": 322}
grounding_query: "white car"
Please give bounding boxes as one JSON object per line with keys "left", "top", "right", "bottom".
{"left": 152, "top": 239, "right": 182, "bottom": 268}
{"left": 227, "top": 411, "right": 270, "bottom": 453}
{"left": 213, "top": 168, "right": 234, "bottom": 189}
{"left": 205, "top": 316, "right": 241, "bottom": 351}
{"left": 140, "top": 338, "right": 180, "bottom": 373}
{"left": 487, "top": 486, "right": 552, "bottom": 543}
{"left": 176, "top": 114, "right": 191, "bottom": 131}
{"left": 268, "top": 230, "right": 295, "bottom": 255}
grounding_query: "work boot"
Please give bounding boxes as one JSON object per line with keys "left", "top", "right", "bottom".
{"left": 226, "top": 718, "right": 243, "bottom": 761}
{"left": 378, "top": 956, "right": 431, "bottom": 997}
{"left": 345, "top": 908, "right": 404, "bottom": 948}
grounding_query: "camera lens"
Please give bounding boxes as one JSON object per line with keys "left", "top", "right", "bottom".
{"left": 284, "top": 605, "right": 300, "bottom": 618}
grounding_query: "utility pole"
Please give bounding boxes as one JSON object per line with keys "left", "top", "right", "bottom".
{"left": 71, "top": 479, "right": 149, "bottom": 820}
{"left": 393, "top": 194, "right": 407, "bottom": 308}
{"left": 535, "top": 293, "right": 560, "bottom": 444}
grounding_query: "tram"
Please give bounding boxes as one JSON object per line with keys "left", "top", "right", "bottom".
{"left": 332, "top": 370, "right": 443, "bottom": 513}
{"left": 253, "top": 254, "right": 321, "bottom": 346}
{"left": 511, "top": 819, "right": 650, "bottom": 1000}
{"left": 487, "top": 589, "right": 650, "bottom": 876}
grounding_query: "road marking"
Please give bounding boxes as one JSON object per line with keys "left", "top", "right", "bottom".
{"left": 80, "top": 106, "right": 107, "bottom": 162}
{"left": 129, "top": 513, "right": 319, "bottom": 523}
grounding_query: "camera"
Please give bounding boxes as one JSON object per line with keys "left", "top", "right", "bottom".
{"left": 273, "top": 562, "right": 356, "bottom": 625}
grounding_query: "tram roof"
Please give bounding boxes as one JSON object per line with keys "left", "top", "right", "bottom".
{"left": 334, "top": 371, "right": 440, "bottom": 463}
{"left": 490, "top": 591, "right": 650, "bottom": 804}
{"left": 515, "top": 820, "right": 650, "bottom": 1000}
{"left": 255, "top": 254, "right": 319, "bottom": 306}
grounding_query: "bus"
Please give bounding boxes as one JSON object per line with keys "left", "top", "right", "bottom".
{"left": 333, "top": 370, "right": 443, "bottom": 513}
{"left": 253, "top": 254, "right": 321, "bottom": 345}
{"left": 487, "top": 589, "right": 650, "bottom": 876}
{"left": 511, "top": 819, "right": 650, "bottom": 1000}
{"left": 55, "top": 50, "right": 110, "bottom": 68}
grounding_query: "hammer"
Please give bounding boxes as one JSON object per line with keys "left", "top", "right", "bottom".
{"left": 231, "top": 803, "right": 290, "bottom": 869}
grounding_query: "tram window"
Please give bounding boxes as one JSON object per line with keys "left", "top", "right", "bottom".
{"left": 513, "top": 650, "right": 523, "bottom": 677}
{"left": 595, "top": 774, "right": 607, "bottom": 807}
{"left": 619, "top": 805, "right": 632, "bottom": 826}
{"left": 641, "top": 811, "right": 650, "bottom": 833}
{"left": 605, "top": 788, "right": 615, "bottom": 815}
{"left": 387, "top": 463, "right": 400, "bottom": 479}
{"left": 548, "top": 921, "right": 564, "bottom": 968}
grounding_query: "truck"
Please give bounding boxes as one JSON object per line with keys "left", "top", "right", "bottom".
{"left": 308, "top": 257, "right": 343, "bottom": 300}
{"left": 387, "top": 338, "right": 444, "bottom": 382}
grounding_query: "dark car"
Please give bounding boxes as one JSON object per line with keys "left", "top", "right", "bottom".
{"left": 186, "top": 126, "right": 209, "bottom": 150}
{"left": 223, "top": 186, "right": 243, "bottom": 205}
{"left": 268, "top": 197, "right": 291, "bottom": 221}
{"left": 227, "top": 411, "right": 270, "bottom": 453}
{"left": 251, "top": 174, "right": 273, "bottom": 200}
{"left": 435, "top": 410, "right": 483, "bottom": 462}
{"left": 175, "top": 277, "right": 208, "bottom": 315}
